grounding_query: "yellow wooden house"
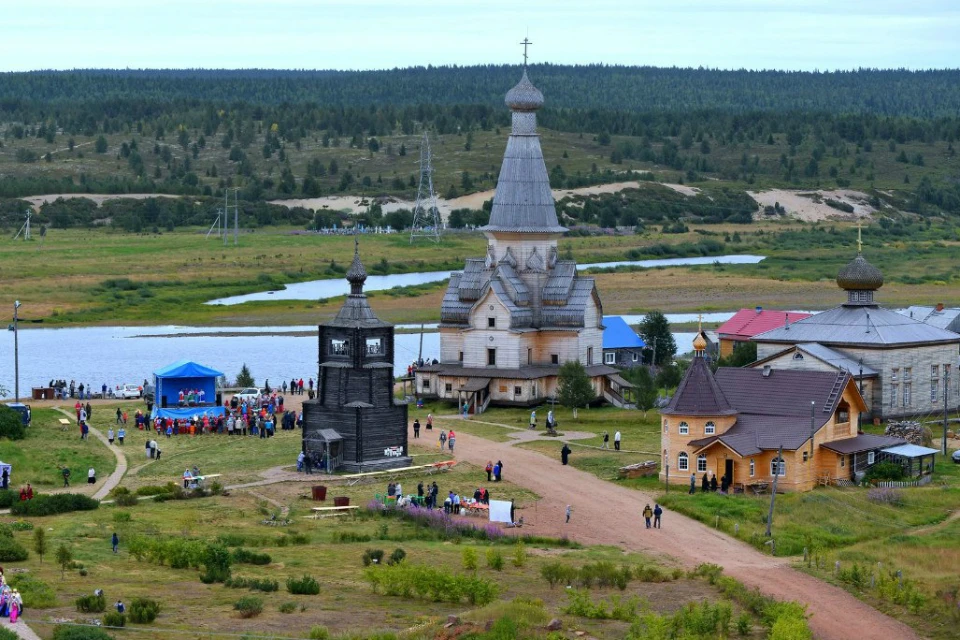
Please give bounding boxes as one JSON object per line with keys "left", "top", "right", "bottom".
{"left": 658, "top": 333, "right": 897, "bottom": 492}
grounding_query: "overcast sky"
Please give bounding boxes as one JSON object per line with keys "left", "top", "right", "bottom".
{"left": 3, "top": 0, "right": 958, "bottom": 72}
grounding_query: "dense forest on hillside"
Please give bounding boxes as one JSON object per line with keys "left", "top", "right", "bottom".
{"left": 1, "top": 65, "right": 960, "bottom": 227}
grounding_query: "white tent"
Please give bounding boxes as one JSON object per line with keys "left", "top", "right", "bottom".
{"left": 488, "top": 499, "right": 512, "bottom": 524}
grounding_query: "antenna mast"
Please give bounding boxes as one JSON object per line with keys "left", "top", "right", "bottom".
{"left": 410, "top": 132, "right": 441, "bottom": 243}
{"left": 12, "top": 210, "right": 31, "bottom": 241}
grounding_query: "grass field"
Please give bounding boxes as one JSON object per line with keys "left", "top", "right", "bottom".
{"left": 3, "top": 408, "right": 116, "bottom": 489}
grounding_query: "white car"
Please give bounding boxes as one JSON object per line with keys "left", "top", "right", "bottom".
{"left": 233, "top": 388, "right": 262, "bottom": 404}
{"left": 118, "top": 384, "right": 141, "bottom": 399}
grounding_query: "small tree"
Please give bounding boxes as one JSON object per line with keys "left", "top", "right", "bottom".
{"left": 56, "top": 543, "right": 72, "bottom": 579}
{"left": 33, "top": 527, "right": 49, "bottom": 564}
{"left": 236, "top": 364, "right": 254, "bottom": 388}
{"left": 638, "top": 311, "right": 677, "bottom": 367}
{"left": 94, "top": 135, "right": 108, "bottom": 154}
{"left": 557, "top": 361, "right": 596, "bottom": 420}
{"left": 627, "top": 367, "right": 658, "bottom": 418}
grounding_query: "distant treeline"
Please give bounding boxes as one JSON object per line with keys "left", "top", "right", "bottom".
{"left": 4, "top": 65, "right": 960, "bottom": 116}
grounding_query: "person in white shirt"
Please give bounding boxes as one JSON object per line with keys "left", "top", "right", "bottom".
{"left": 614, "top": 430, "right": 622, "bottom": 451}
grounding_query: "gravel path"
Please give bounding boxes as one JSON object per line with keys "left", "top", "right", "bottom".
{"left": 0, "top": 618, "right": 42, "bottom": 639}
{"left": 52, "top": 407, "right": 128, "bottom": 500}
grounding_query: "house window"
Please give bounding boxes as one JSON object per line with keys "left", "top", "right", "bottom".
{"left": 679, "top": 422, "right": 689, "bottom": 435}
{"left": 840, "top": 455, "right": 846, "bottom": 468}
{"left": 904, "top": 383, "right": 912, "bottom": 406}
{"left": 445, "top": 383, "right": 452, "bottom": 393}
{"left": 749, "top": 459, "right": 755, "bottom": 477}
{"left": 793, "top": 352, "right": 804, "bottom": 360}
{"left": 771, "top": 457, "right": 786, "bottom": 477}
{"left": 632, "top": 352, "right": 639, "bottom": 362}
{"left": 890, "top": 384, "right": 898, "bottom": 407}
{"left": 532, "top": 383, "right": 538, "bottom": 398}
{"left": 904, "top": 367, "right": 912, "bottom": 381}
{"left": 802, "top": 451, "right": 809, "bottom": 463}
{"left": 867, "top": 451, "right": 875, "bottom": 465}
{"left": 931, "top": 381, "right": 938, "bottom": 402}
{"left": 330, "top": 338, "right": 348, "bottom": 355}
{"left": 697, "top": 454, "right": 707, "bottom": 472}
{"left": 932, "top": 364, "right": 939, "bottom": 379}
{"left": 514, "top": 386, "right": 522, "bottom": 396}
{"left": 705, "top": 422, "right": 716, "bottom": 435}
{"left": 837, "top": 406, "right": 850, "bottom": 423}
{"left": 487, "top": 349, "right": 497, "bottom": 366}
{"left": 527, "top": 349, "right": 533, "bottom": 365}
{"left": 488, "top": 317, "right": 496, "bottom": 328}
{"left": 458, "top": 351, "right": 464, "bottom": 362}
{"left": 587, "top": 347, "right": 593, "bottom": 364}
{"left": 551, "top": 354, "right": 559, "bottom": 365}
{"left": 422, "top": 379, "right": 430, "bottom": 391}
{"left": 663, "top": 420, "right": 669, "bottom": 433}
{"left": 604, "top": 352, "right": 616, "bottom": 365}
{"left": 677, "top": 452, "right": 689, "bottom": 471}
{"left": 366, "top": 337, "right": 382, "bottom": 355}
{"left": 891, "top": 367, "right": 899, "bottom": 381}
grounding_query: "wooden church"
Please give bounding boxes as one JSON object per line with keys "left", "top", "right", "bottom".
{"left": 301, "top": 242, "right": 411, "bottom": 472}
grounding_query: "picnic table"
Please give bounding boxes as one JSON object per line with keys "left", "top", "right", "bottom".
{"left": 305, "top": 505, "right": 360, "bottom": 520}
{"left": 461, "top": 502, "right": 489, "bottom": 516}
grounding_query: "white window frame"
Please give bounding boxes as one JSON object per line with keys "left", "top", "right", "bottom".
{"left": 705, "top": 421, "right": 716, "bottom": 435}
{"left": 697, "top": 454, "right": 707, "bottom": 473}
{"left": 771, "top": 457, "right": 786, "bottom": 477}
{"left": 931, "top": 380, "right": 938, "bottom": 402}
{"left": 632, "top": 352, "right": 639, "bottom": 362}
{"left": 679, "top": 422, "right": 689, "bottom": 435}
{"left": 663, "top": 420, "right": 668, "bottom": 433}
{"left": 891, "top": 367, "right": 899, "bottom": 381}
{"left": 840, "top": 455, "right": 846, "bottom": 468}
{"left": 890, "top": 383, "right": 898, "bottom": 407}
{"left": 677, "top": 452, "right": 689, "bottom": 471}
{"left": 904, "top": 382, "right": 912, "bottom": 407}
{"left": 904, "top": 367, "right": 912, "bottom": 381}
{"left": 867, "top": 451, "right": 875, "bottom": 465}
{"left": 749, "top": 459, "right": 755, "bottom": 477}
{"left": 604, "top": 352, "right": 616, "bottom": 365}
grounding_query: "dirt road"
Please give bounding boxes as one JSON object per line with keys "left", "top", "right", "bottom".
{"left": 443, "top": 421, "right": 920, "bottom": 640}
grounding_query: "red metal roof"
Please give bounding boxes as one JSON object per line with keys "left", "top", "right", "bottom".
{"left": 717, "top": 308, "right": 812, "bottom": 340}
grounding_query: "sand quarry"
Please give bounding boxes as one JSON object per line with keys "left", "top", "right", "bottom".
{"left": 23, "top": 184, "right": 875, "bottom": 224}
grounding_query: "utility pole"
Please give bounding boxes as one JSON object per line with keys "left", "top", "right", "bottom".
{"left": 858, "top": 359, "right": 864, "bottom": 431}
{"left": 809, "top": 400, "right": 815, "bottom": 460}
{"left": 944, "top": 366, "right": 950, "bottom": 456}
{"left": 765, "top": 444, "right": 783, "bottom": 537}
{"left": 13, "top": 300, "right": 21, "bottom": 403}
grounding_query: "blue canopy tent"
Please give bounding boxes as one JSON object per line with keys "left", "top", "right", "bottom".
{"left": 152, "top": 360, "right": 226, "bottom": 420}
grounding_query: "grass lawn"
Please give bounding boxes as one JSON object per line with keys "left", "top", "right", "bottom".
{"left": 2, "top": 408, "right": 116, "bottom": 489}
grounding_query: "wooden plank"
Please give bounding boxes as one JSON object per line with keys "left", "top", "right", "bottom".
{"left": 58, "top": 418, "right": 71, "bottom": 425}
{"left": 312, "top": 505, "right": 359, "bottom": 512}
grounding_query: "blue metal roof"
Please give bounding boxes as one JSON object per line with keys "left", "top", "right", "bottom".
{"left": 603, "top": 316, "right": 645, "bottom": 349}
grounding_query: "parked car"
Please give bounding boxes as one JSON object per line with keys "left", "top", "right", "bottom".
{"left": 233, "top": 388, "right": 262, "bottom": 404}
{"left": 952, "top": 450, "right": 960, "bottom": 464}
{"left": 118, "top": 384, "right": 141, "bottom": 399}
{"left": 3, "top": 402, "right": 31, "bottom": 426}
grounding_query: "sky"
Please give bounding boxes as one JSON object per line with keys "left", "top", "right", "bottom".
{"left": 2, "top": 0, "right": 959, "bottom": 72}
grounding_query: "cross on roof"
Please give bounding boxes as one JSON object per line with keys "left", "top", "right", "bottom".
{"left": 520, "top": 37, "right": 532, "bottom": 67}
{"left": 697, "top": 313, "right": 703, "bottom": 332}
{"left": 857, "top": 221, "right": 863, "bottom": 253}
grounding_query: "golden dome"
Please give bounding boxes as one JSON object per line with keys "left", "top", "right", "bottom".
{"left": 693, "top": 331, "right": 707, "bottom": 352}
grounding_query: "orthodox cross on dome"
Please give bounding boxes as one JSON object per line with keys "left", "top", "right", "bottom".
{"left": 520, "top": 37, "right": 532, "bottom": 68}
{"left": 856, "top": 220, "right": 863, "bottom": 253}
{"left": 697, "top": 313, "right": 703, "bottom": 333}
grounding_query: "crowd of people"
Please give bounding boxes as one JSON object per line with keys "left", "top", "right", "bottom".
{"left": 382, "top": 480, "right": 494, "bottom": 514}
{"left": 0, "top": 570, "right": 23, "bottom": 624}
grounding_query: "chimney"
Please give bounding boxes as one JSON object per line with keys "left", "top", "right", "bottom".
{"left": 785, "top": 312, "right": 790, "bottom": 330}
{"left": 762, "top": 365, "right": 772, "bottom": 377}
{"left": 755, "top": 306, "right": 763, "bottom": 314}
{"left": 936, "top": 302, "right": 944, "bottom": 312}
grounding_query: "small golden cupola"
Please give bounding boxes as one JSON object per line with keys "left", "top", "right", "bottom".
{"left": 693, "top": 314, "right": 708, "bottom": 355}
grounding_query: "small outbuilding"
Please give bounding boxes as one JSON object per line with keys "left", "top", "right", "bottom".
{"left": 880, "top": 443, "right": 939, "bottom": 478}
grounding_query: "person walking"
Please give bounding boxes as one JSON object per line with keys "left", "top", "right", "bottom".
{"left": 485, "top": 461, "right": 493, "bottom": 482}
{"left": 61, "top": 467, "right": 70, "bottom": 487}
{"left": 116, "top": 407, "right": 123, "bottom": 424}
{"left": 614, "top": 430, "right": 621, "bottom": 451}
{"left": 117, "top": 427, "right": 125, "bottom": 444}
{"left": 561, "top": 443, "right": 571, "bottom": 465}
{"left": 689, "top": 473, "right": 697, "bottom": 494}
{"left": 701, "top": 473, "right": 709, "bottom": 493}
{"left": 447, "top": 429, "right": 456, "bottom": 452}
{"left": 107, "top": 428, "right": 115, "bottom": 445}
{"left": 529, "top": 410, "right": 537, "bottom": 430}
{"left": 426, "top": 413, "right": 433, "bottom": 430}
{"left": 653, "top": 503, "right": 663, "bottom": 529}
{"left": 642, "top": 504, "right": 653, "bottom": 529}
{"left": 413, "top": 418, "right": 421, "bottom": 439}
{"left": 439, "top": 430, "right": 447, "bottom": 450}
{"left": 88, "top": 467, "right": 96, "bottom": 485}
{"left": 546, "top": 409, "right": 554, "bottom": 430}
{"left": 565, "top": 505, "right": 572, "bottom": 524}
{"left": 112, "top": 532, "right": 119, "bottom": 553}
{"left": 496, "top": 460, "right": 504, "bottom": 481}
{"left": 601, "top": 431, "right": 610, "bottom": 449}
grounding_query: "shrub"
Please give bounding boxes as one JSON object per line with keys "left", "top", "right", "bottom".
{"left": 9, "top": 520, "right": 33, "bottom": 532}
{"left": 864, "top": 462, "right": 905, "bottom": 482}
{"left": 113, "top": 512, "right": 132, "bottom": 523}
{"left": 135, "top": 485, "right": 170, "bottom": 497}
{"left": 462, "top": 547, "right": 478, "bottom": 571}
{"left": 10, "top": 493, "right": 99, "bottom": 517}
{"left": 540, "top": 561, "right": 577, "bottom": 588}
{"left": 769, "top": 614, "right": 813, "bottom": 639}
{"left": 232, "top": 548, "right": 271, "bottom": 565}
{"left": 128, "top": 598, "right": 161, "bottom": 623}
{"left": 287, "top": 575, "right": 321, "bottom": 595}
{"left": 52, "top": 625, "right": 115, "bottom": 640}
{"left": 234, "top": 595, "right": 264, "bottom": 618}
{"left": 0, "top": 536, "right": 29, "bottom": 561}
{"left": 224, "top": 577, "right": 279, "bottom": 592}
{"left": 76, "top": 593, "right": 106, "bottom": 612}
{"left": 200, "top": 543, "right": 233, "bottom": 583}
{"left": 512, "top": 541, "right": 527, "bottom": 567}
{"left": 10, "top": 575, "right": 57, "bottom": 607}
{"left": 867, "top": 487, "right": 904, "bottom": 505}
{"left": 364, "top": 563, "right": 499, "bottom": 605}
{"left": 0, "top": 406, "right": 26, "bottom": 440}
{"left": 736, "top": 612, "right": 752, "bottom": 636}
{"left": 111, "top": 487, "right": 139, "bottom": 507}
{"left": 279, "top": 601, "right": 297, "bottom": 614}
{"left": 309, "top": 626, "right": 331, "bottom": 640}
{"left": 387, "top": 548, "right": 406, "bottom": 566}
{"left": 0, "top": 491, "right": 16, "bottom": 508}
{"left": 102, "top": 611, "right": 126, "bottom": 627}
{"left": 362, "top": 548, "right": 385, "bottom": 566}
{"left": 486, "top": 549, "right": 504, "bottom": 571}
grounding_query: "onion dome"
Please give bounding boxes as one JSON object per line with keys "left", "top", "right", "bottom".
{"left": 346, "top": 238, "right": 367, "bottom": 295}
{"left": 505, "top": 70, "right": 544, "bottom": 112}
{"left": 693, "top": 332, "right": 708, "bottom": 353}
{"left": 837, "top": 252, "right": 884, "bottom": 291}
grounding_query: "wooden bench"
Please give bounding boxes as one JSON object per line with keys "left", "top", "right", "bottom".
{"left": 427, "top": 460, "right": 457, "bottom": 474}
{"left": 305, "top": 505, "right": 360, "bottom": 520}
